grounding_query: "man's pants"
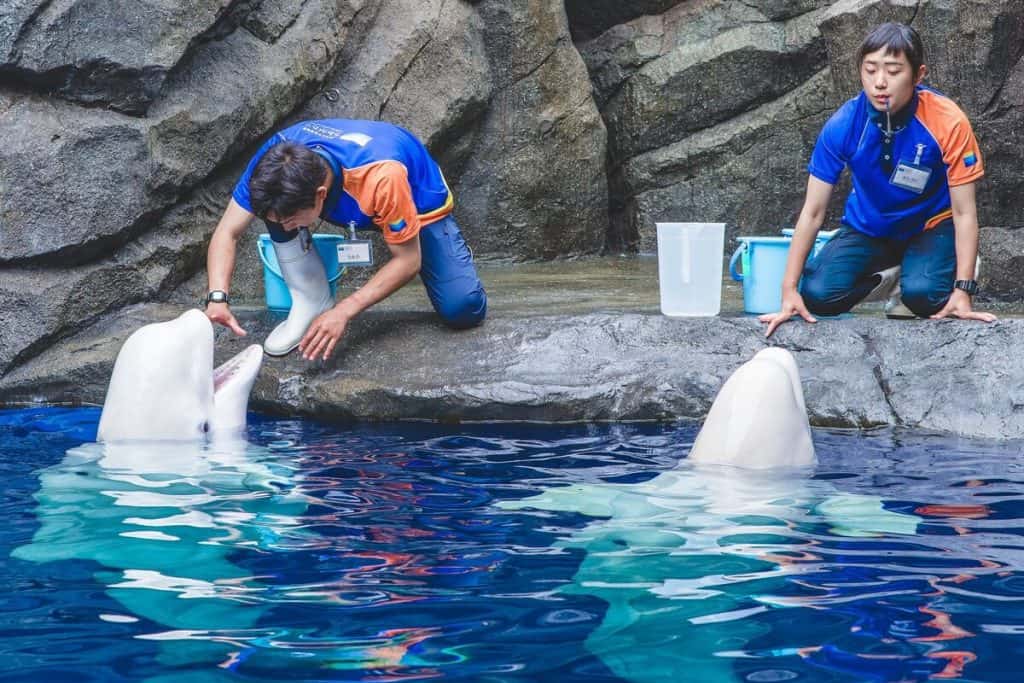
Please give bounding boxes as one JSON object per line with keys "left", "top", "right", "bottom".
{"left": 799, "top": 219, "right": 956, "bottom": 317}
{"left": 267, "top": 215, "right": 487, "bottom": 329}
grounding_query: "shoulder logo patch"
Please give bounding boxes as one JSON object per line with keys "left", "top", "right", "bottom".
{"left": 389, "top": 219, "right": 407, "bottom": 232}
{"left": 964, "top": 152, "right": 977, "bottom": 167}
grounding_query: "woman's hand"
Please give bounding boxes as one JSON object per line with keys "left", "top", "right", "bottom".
{"left": 759, "top": 290, "right": 817, "bottom": 338}
{"left": 930, "top": 289, "right": 997, "bottom": 323}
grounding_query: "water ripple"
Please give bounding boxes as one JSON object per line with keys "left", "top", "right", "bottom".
{"left": 3, "top": 412, "right": 1024, "bottom": 681}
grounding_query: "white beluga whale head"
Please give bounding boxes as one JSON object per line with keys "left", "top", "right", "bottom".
{"left": 688, "top": 347, "right": 815, "bottom": 469}
{"left": 97, "top": 309, "right": 263, "bottom": 442}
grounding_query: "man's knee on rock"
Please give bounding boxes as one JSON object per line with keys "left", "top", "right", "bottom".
{"left": 437, "top": 289, "right": 487, "bottom": 329}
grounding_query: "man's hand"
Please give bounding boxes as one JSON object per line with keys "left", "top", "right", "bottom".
{"left": 930, "top": 289, "right": 997, "bottom": 323}
{"left": 299, "top": 307, "right": 351, "bottom": 361}
{"left": 205, "top": 302, "right": 247, "bottom": 336}
{"left": 758, "top": 290, "right": 817, "bottom": 338}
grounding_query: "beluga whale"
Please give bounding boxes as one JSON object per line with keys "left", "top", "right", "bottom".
{"left": 689, "top": 346, "right": 815, "bottom": 468}
{"left": 97, "top": 308, "right": 263, "bottom": 441}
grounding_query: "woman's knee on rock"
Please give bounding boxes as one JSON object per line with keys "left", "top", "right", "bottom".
{"left": 900, "top": 278, "right": 949, "bottom": 317}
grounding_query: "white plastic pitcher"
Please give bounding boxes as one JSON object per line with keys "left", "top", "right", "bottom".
{"left": 656, "top": 222, "right": 726, "bottom": 317}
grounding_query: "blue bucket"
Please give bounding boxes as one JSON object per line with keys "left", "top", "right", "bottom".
{"left": 729, "top": 230, "right": 837, "bottom": 314}
{"left": 257, "top": 234, "right": 347, "bottom": 312}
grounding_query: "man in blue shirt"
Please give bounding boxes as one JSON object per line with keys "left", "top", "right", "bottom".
{"left": 204, "top": 120, "right": 487, "bottom": 360}
{"left": 761, "top": 23, "right": 996, "bottom": 337}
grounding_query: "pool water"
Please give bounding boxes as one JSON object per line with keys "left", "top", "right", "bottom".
{"left": 2, "top": 407, "right": 1024, "bottom": 682}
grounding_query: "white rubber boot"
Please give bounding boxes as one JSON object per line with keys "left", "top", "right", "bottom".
{"left": 263, "top": 230, "right": 334, "bottom": 356}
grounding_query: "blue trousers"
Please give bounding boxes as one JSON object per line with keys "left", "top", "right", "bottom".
{"left": 799, "top": 219, "right": 956, "bottom": 317}
{"left": 267, "top": 215, "right": 487, "bottom": 329}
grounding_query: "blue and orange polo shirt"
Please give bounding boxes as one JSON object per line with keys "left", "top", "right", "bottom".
{"left": 232, "top": 119, "right": 453, "bottom": 244}
{"left": 808, "top": 86, "right": 984, "bottom": 240}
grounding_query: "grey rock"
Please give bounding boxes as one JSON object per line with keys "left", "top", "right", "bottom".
{"left": 978, "top": 227, "right": 1024, "bottom": 302}
{"left": 0, "top": 169, "right": 237, "bottom": 377}
{"left": 3, "top": 303, "right": 1021, "bottom": 440}
{"left": 0, "top": 0, "right": 231, "bottom": 113}
{"left": 451, "top": 0, "right": 609, "bottom": 260}
{"left": 612, "top": 68, "right": 842, "bottom": 253}
{"left": 0, "top": 0, "right": 362, "bottom": 265}
{"left": 565, "top": 0, "right": 685, "bottom": 42}
{"left": 597, "top": 7, "right": 828, "bottom": 162}
{"left": 0, "top": 93, "right": 150, "bottom": 263}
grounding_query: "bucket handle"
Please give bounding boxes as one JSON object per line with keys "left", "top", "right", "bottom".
{"left": 729, "top": 242, "right": 746, "bottom": 282}
{"left": 257, "top": 236, "right": 345, "bottom": 284}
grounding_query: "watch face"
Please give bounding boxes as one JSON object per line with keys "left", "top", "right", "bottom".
{"left": 208, "top": 291, "right": 227, "bottom": 303}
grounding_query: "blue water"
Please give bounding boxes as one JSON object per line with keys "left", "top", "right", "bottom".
{"left": 3, "top": 408, "right": 1024, "bottom": 682}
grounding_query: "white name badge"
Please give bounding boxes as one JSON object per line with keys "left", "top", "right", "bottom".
{"left": 338, "top": 240, "right": 373, "bottom": 266}
{"left": 890, "top": 162, "right": 931, "bottom": 194}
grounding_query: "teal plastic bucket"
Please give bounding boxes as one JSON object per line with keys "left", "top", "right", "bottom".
{"left": 729, "top": 230, "right": 837, "bottom": 314}
{"left": 257, "top": 234, "right": 346, "bottom": 312}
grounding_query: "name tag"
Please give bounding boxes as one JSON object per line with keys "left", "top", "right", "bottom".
{"left": 890, "top": 162, "right": 931, "bottom": 194}
{"left": 338, "top": 240, "right": 373, "bottom": 266}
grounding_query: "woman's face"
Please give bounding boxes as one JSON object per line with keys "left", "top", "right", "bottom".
{"left": 860, "top": 47, "right": 926, "bottom": 114}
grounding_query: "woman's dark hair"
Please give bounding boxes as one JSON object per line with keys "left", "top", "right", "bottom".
{"left": 248, "top": 142, "right": 329, "bottom": 221}
{"left": 857, "top": 22, "right": 925, "bottom": 74}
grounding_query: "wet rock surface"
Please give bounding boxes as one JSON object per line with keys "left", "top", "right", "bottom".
{"left": 2, "top": 260, "right": 1020, "bottom": 440}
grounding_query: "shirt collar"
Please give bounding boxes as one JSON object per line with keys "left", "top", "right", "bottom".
{"left": 865, "top": 89, "right": 920, "bottom": 133}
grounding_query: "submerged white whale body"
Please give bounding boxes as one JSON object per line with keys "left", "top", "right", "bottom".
{"left": 689, "top": 347, "right": 815, "bottom": 469}
{"left": 97, "top": 309, "right": 263, "bottom": 441}
{"left": 498, "top": 348, "right": 915, "bottom": 682}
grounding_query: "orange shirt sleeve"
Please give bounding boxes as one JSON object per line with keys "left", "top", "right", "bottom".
{"left": 919, "top": 96, "right": 985, "bottom": 187}
{"left": 369, "top": 162, "right": 421, "bottom": 244}
{"left": 942, "top": 117, "right": 985, "bottom": 186}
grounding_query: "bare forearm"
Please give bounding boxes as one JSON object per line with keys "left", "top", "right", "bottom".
{"left": 207, "top": 230, "right": 238, "bottom": 292}
{"left": 206, "top": 199, "right": 254, "bottom": 293}
{"left": 336, "top": 253, "right": 419, "bottom": 319}
{"left": 782, "top": 209, "right": 825, "bottom": 292}
{"left": 952, "top": 215, "right": 979, "bottom": 280}
{"left": 949, "top": 182, "right": 980, "bottom": 281}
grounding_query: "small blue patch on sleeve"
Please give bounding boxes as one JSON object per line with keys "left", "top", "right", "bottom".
{"left": 389, "top": 219, "right": 407, "bottom": 232}
{"left": 964, "top": 153, "right": 977, "bottom": 167}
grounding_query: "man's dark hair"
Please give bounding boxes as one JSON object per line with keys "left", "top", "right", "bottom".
{"left": 248, "top": 142, "right": 329, "bottom": 221}
{"left": 857, "top": 22, "right": 925, "bottom": 75}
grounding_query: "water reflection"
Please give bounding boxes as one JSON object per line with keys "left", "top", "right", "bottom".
{"left": 6, "top": 414, "right": 1024, "bottom": 682}
{"left": 501, "top": 435, "right": 1024, "bottom": 683}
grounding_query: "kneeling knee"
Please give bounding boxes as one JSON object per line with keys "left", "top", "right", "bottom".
{"left": 800, "top": 281, "right": 851, "bottom": 317}
{"left": 900, "top": 283, "right": 948, "bottom": 318}
{"left": 437, "top": 290, "right": 488, "bottom": 329}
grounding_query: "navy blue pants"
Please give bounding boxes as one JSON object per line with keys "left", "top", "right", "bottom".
{"left": 267, "top": 215, "right": 487, "bottom": 329}
{"left": 799, "top": 219, "right": 957, "bottom": 317}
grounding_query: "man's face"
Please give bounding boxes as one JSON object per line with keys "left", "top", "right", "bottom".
{"left": 267, "top": 185, "right": 329, "bottom": 231}
{"left": 860, "top": 47, "right": 925, "bottom": 114}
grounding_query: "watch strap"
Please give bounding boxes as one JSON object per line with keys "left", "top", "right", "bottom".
{"left": 205, "top": 290, "right": 230, "bottom": 307}
{"left": 953, "top": 279, "right": 979, "bottom": 296}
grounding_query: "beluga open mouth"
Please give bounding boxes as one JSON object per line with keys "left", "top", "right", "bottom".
{"left": 97, "top": 309, "right": 263, "bottom": 442}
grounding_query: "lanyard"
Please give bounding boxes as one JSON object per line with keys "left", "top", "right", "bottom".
{"left": 881, "top": 99, "right": 895, "bottom": 175}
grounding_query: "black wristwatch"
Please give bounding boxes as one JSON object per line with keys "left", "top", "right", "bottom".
{"left": 953, "top": 279, "right": 979, "bottom": 296}
{"left": 205, "top": 290, "right": 230, "bottom": 307}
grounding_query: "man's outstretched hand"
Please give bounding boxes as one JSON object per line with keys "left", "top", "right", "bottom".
{"left": 205, "top": 302, "right": 247, "bottom": 336}
{"left": 299, "top": 308, "right": 351, "bottom": 361}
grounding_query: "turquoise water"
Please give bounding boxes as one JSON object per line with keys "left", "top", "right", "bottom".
{"left": 3, "top": 407, "right": 1024, "bottom": 682}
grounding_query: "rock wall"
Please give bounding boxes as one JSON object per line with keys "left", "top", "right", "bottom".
{"left": 1, "top": 0, "right": 1022, "bottom": 387}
